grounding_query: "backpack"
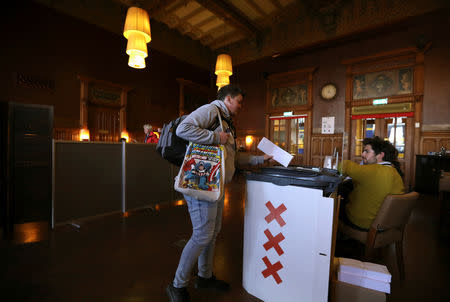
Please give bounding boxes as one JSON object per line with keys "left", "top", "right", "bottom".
{"left": 156, "top": 106, "right": 234, "bottom": 166}
{"left": 156, "top": 115, "right": 188, "bottom": 166}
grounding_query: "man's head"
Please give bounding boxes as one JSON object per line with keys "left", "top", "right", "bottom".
{"left": 362, "top": 136, "right": 385, "bottom": 164}
{"left": 217, "top": 84, "right": 244, "bottom": 116}
{"left": 143, "top": 124, "right": 152, "bottom": 134}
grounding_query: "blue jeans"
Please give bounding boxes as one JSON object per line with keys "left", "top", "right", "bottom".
{"left": 173, "top": 194, "right": 224, "bottom": 288}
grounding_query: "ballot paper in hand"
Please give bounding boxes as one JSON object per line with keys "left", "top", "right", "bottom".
{"left": 257, "top": 137, "right": 293, "bottom": 167}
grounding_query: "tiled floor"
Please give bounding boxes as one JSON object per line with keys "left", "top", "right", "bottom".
{"left": 1, "top": 173, "right": 449, "bottom": 301}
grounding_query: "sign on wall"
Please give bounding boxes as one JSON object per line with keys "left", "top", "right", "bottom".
{"left": 321, "top": 117, "right": 335, "bottom": 134}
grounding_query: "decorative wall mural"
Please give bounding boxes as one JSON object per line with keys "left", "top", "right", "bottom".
{"left": 89, "top": 85, "right": 121, "bottom": 106}
{"left": 271, "top": 85, "right": 308, "bottom": 107}
{"left": 352, "top": 68, "right": 413, "bottom": 99}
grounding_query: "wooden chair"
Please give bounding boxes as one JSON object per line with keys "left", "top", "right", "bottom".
{"left": 339, "top": 191, "right": 420, "bottom": 280}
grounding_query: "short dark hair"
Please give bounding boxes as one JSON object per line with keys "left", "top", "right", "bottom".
{"left": 217, "top": 84, "right": 245, "bottom": 101}
{"left": 363, "top": 136, "right": 403, "bottom": 177}
{"left": 363, "top": 136, "right": 385, "bottom": 155}
{"left": 382, "top": 141, "right": 399, "bottom": 162}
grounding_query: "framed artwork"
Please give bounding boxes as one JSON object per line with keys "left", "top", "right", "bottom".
{"left": 271, "top": 84, "right": 308, "bottom": 107}
{"left": 88, "top": 84, "right": 122, "bottom": 107}
{"left": 352, "top": 68, "right": 413, "bottom": 99}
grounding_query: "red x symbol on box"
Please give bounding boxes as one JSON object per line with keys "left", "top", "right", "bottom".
{"left": 261, "top": 256, "right": 283, "bottom": 284}
{"left": 265, "top": 201, "right": 287, "bottom": 227}
{"left": 263, "top": 229, "right": 285, "bottom": 256}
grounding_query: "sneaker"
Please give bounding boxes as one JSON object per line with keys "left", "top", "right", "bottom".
{"left": 194, "top": 274, "right": 230, "bottom": 292}
{"left": 166, "top": 283, "right": 190, "bottom": 302}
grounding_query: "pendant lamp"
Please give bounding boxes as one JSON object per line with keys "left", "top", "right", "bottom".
{"left": 126, "top": 32, "right": 148, "bottom": 69}
{"left": 216, "top": 74, "right": 230, "bottom": 89}
{"left": 123, "top": 7, "right": 151, "bottom": 69}
{"left": 215, "top": 54, "right": 232, "bottom": 76}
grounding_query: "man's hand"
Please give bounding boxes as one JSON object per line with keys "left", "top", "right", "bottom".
{"left": 219, "top": 131, "right": 229, "bottom": 144}
{"left": 263, "top": 154, "right": 274, "bottom": 161}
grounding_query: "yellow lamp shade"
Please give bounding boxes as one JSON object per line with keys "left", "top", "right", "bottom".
{"left": 123, "top": 7, "right": 151, "bottom": 43}
{"left": 215, "top": 54, "right": 233, "bottom": 76}
{"left": 80, "top": 128, "right": 90, "bottom": 141}
{"left": 126, "top": 33, "right": 147, "bottom": 69}
{"left": 120, "top": 130, "right": 129, "bottom": 142}
{"left": 128, "top": 54, "right": 146, "bottom": 69}
{"left": 245, "top": 135, "right": 254, "bottom": 148}
{"left": 216, "top": 74, "right": 230, "bottom": 88}
{"left": 126, "top": 33, "right": 148, "bottom": 57}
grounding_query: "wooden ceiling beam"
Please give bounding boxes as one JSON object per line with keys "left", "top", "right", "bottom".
{"left": 147, "top": 0, "right": 179, "bottom": 16}
{"left": 193, "top": 14, "right": 216, "bottom": 27}
{"left": 247, "top": 0, "right": 267, "bottom": 18}
{"left": 179, "top": 6, "right": 206, "bottom": 23}
{"left": 208, "top": 31, "right": 246, "bottom": 50}
{"left": 165, "top": 0, "right": 193, "bottom": 15}
{"left": 195, "top": 0, "right": 262, "bottom": 37}
{"left": 268, "top": 0, "right": 283, "bottom": 10}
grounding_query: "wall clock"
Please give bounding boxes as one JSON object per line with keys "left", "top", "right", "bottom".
{"left": 320, "top": 83, "right": 337, "bottom": 100}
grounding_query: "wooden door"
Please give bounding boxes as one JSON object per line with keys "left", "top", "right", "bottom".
{"left": 269, "top": 115, "right": 310, "bottom": 165}
{"left": 88, "top": 105, "right": 120, "bottom": 142}
{"left": 351, "top": 116, "right": 413, "bottom": 188}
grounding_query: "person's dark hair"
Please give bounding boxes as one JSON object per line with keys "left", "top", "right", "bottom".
{"left": 363, "top": 136, "right": 403, "bottom": 177}
{"left": 382, "top": 140, "right": 404, "bottom": 177}
{"left": 362, "top": 136, "right": 385, "bottom": 155}
{"left": 217, "top": 84, "right": 245, "bottom": 101}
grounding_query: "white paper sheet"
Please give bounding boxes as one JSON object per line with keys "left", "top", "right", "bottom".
{"left": 257, "top": 137, "right": 293, "bottom": 167}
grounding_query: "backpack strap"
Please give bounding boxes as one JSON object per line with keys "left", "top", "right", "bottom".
{"left": 210, "top": 105, "right": 236, "bottom": 139}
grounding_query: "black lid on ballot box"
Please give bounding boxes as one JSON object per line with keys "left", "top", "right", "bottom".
{"left": 246, "top": 166, "right": 342, "bottom": 197}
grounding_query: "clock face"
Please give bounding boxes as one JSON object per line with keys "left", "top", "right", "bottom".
{"left": 321, "top": 84, "right": 337, "bottom": 100}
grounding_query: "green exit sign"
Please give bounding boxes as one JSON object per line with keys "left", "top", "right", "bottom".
{"left": 373, "top": 98, "right": 388, "bottom": 105}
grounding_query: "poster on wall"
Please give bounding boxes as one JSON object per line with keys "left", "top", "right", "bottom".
{"left": 321, "top": 117, "right": 335, "bottom": 134}
{"left": 353, "top": 68, "right": 413, "bottom": 99}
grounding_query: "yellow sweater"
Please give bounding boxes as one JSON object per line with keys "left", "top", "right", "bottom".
{"left": 341, "top": 160, "right": 405, "bottom": 229}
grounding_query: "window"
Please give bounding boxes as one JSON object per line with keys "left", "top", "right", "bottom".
{"left": 290, "top": 118, "right": 305, "bottom": 155}
{"left": 386, "top": 117, "right": 405, "bottom": 159}
{"left": 270, "top": 116, "right": 307, "bottom": 156}
{"left": 272, "top": 119, "right": 286, "bottom": 150}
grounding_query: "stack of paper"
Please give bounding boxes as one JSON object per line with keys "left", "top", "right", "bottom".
{"left": 337, "top": 258, "right": 391, "bottom": 294}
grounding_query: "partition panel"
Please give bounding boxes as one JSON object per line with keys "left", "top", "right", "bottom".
{"left": 125, "top": 144, "right": 180, "bottom": 210}
{"left": 54, "top": 141, "right": 122, "bottom": 223}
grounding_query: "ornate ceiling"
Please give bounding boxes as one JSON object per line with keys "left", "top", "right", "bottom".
{"left": 35, "top": 0, "right": 447, "bottom": 69}
{"left": 134, "top": 0, "right": 296, "bottom": 51}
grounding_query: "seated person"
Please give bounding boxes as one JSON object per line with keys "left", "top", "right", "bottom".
{"left": 339, "top": 136, "right": 405, "bottom": 230}
{"left": 143, "top": 124, "right": 159, "bottom": 144}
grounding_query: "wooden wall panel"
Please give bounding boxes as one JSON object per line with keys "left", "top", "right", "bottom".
{"left": 54, "top": 128, "right": 80, "bottom": 141}
{"left": 323, "top": 138, "right": 333, "bottom": 156}
{"left": 310, "top": 133, "right": 343, "bottom": 167}
{"left": 312, "top": 139, "right": 321, "bottom": 156}
{"left": 420, "top": 131, "right": 450, "bottom": 155}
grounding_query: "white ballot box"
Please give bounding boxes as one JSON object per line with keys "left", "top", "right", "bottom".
{"left": 243, "top": 166, "right": 341, "bottom": 302}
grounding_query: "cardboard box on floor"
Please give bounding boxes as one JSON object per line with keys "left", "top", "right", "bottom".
{"left": 329, "top": 258, "right": 386, "bottom": 302}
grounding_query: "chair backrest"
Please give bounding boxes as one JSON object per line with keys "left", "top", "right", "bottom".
{"left": 371, "top": 191, "right": 420, "bottom": 231}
